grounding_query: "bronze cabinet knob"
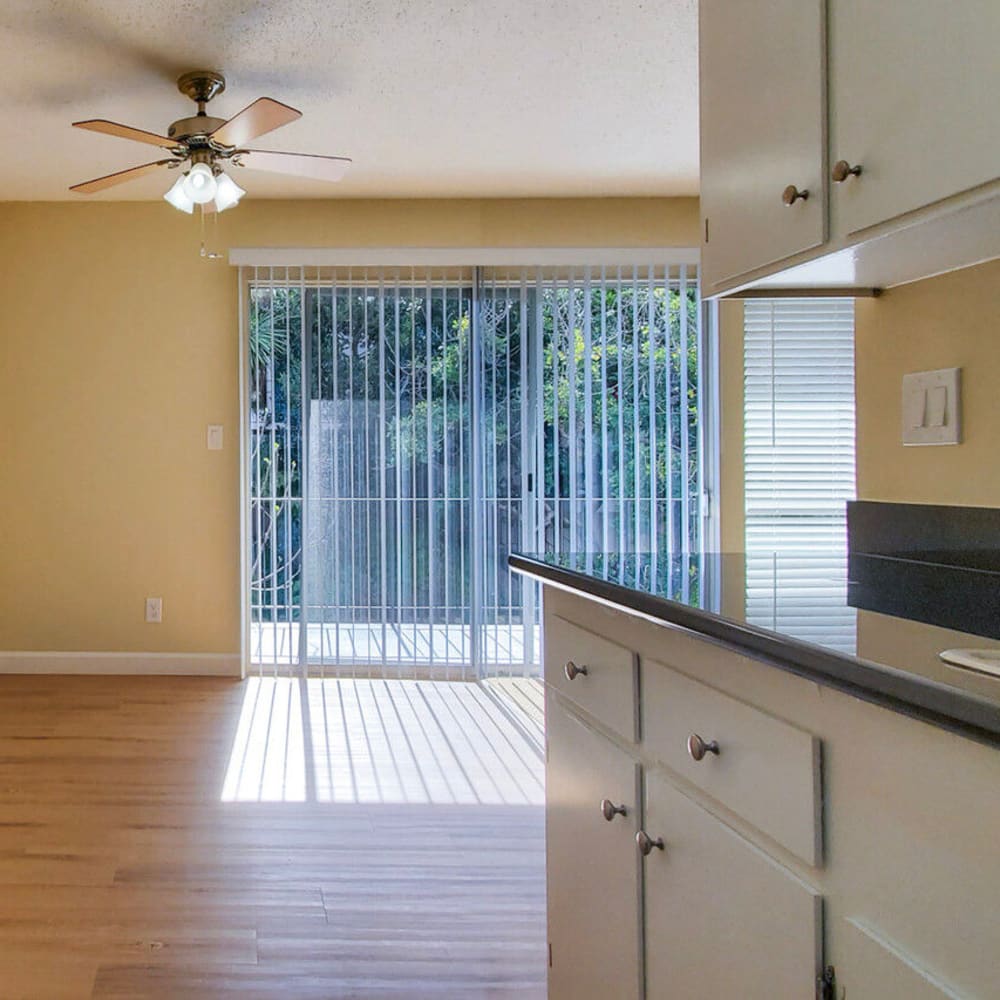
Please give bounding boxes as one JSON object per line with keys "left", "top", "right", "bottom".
{"left": 636, "top": 830, "right": 665, "bottom": 856}
{"left": 782, "top": 184, "right": 809, "bottom": 206}
{"left": 601, "top": 799, "right": 628, "bottom": 823}
{"left": 600, "top": 798, "right": 627, "bottom": 822}
{"left": 564, "top": 660, "right": 588, "bottom": 681}
{"left": 687, "top": 732, "right": 721, "bottom": 761}
{"left": 832, "top": 159, "right": 863, "bottom": 183}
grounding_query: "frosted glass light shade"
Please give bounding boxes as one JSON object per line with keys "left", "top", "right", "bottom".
{"left": 214, "top": 171, "right": 246, "bottom": 212}
{"left": 163, "top": 174, "right": 195, "bottom": 214}
{"left": 182, "top": 163, "right": 217, "bottom": 204}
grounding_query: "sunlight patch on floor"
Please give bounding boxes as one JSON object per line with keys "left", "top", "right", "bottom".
{"left": 222, "top": 677, "right": 545, "bottom": 806}
{"left": 222, "top": 674, "right": 309, "bottom": 802}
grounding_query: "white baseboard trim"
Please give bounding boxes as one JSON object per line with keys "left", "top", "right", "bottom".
{"left": 0, "top": 651, "right": 242, "bottom": 677}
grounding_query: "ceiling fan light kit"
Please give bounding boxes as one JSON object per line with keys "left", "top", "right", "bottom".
{"left": 213, "top": 171, "right": 246, "bottom": 212}
{"left": 70, "top": 70, "right": 351, "bottom": 216}
{"left": 163, "top": 173, "right": 194, "bottom": 214}
{"left": 183, "top": 162, "right": 217, "bottom": 204}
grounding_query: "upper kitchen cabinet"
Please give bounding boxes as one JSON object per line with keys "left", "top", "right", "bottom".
{"left": 829, "top": 0, "right": 1000, "bottom": 236}
{"left": 699, "top": 0, "right": 1000, "bottom": 296}
{"left": 699, "top": 0, "right": 827, "bottom": 289}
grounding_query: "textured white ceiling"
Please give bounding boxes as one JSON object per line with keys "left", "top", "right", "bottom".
{"left": 0, "top": 0, "right": 699, "bottom": 200}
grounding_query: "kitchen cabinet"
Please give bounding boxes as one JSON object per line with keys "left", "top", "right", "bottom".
{"left": 641, "top": 659, "right": 822, "bottom": 866}
{"left": 544, "top": 614, "right": 825, "bottom": 1000}
{"left": 698, "top": 0, "right": 1000, "bottom": 295}
{"left": 534, "top": 583, "right": 996, "bottom": 999}
{"left": 837, "top": 920, "right": 960, "bottom": 1000}
{"left": 828, "top": 0, "right": 1000, "bottom": 237}
{"left": 544, "top": 613, "right": 638, "bottom": 743}
{"left": 546, "top": 700, "right": 641, "bottom": 1000}
{"left": 641, "top": 769, "right": 822, "bottom": 999}
{"left": 698, "top": 0, "right": 827, "bottom": 285}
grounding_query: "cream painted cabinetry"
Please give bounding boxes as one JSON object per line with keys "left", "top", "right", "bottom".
{"left": 828, "top": 0, "right": 1000, "bottom": 237}
{"left": 641, "top": 659, "right": 822, "bottom": 866}
{"left": 546, "top": 701, "right": 641, "bottom": 1000}
{"left": 641, "top": 769, "right": 823, "bottom": 999}
{"left": 544, "top": 615, "right": 826, "bottom": 999}
{"left": 540, "top": 587, "right": 999, "bottom": 1000}
{"left": 699, "top": 0, "right": 1000, "bottom": 295}
{"left": 698, "top": 0, "right": 827, "bottom": 285}
{"left": 544, "top": 614, "right": 638, "bottom": 742}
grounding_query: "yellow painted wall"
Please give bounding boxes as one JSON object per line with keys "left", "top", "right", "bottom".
{"left": 854, "top": 258, "right": 1000, "bottom": 507}
{"left": 0, "top": 198, "right": 699, "bottom": 654}
{"left": 854, "top": 258, "right": 1000, "bottom": 688}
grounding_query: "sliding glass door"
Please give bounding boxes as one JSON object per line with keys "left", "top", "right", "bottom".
{"left": 305, "top": 274, "right": 476, "bottom": 677}
{"left": 244, "top": 263, "right": 703, "bottom": 679}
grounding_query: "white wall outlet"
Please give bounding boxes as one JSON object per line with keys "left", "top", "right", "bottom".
{"left": 207, "top": 424, "right": 224, "bottom": 450}
{"left": 145, "top": 597, "right": 163, "bottom": 624}
{"left": 901, "top": 367, "right": 961, "bottom": 446}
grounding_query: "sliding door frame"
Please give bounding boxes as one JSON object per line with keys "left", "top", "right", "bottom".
{"left": 235, "top": 249, "right": 703, "bottom": 679}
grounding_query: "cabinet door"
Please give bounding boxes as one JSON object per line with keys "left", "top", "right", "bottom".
{"left": 838, "top": 920, "right": 961, "bottom": 1000}
{"left": 642, "top": 770, "right": 822, "bottom": 999}
{"left": 829, "top": 0, "right": 1000, "bottom": 236}
{"left": 546, "top": 702, "right": 641, "bottom": 1000}
{"left": 699, "top": 0, "right": 827, "bottom": 289}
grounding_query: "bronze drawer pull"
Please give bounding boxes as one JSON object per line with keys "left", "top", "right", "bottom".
{"left": 687, "top": 733, "right": 721, "bottom": 761}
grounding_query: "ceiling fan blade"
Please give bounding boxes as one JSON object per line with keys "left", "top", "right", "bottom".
{"left": 237, "top": 149, "right": 352, "bottom": 183}
{"left": 210, "top": 98, "right": 302, "bottom": 148}
{"left": 73, "top": 119, "right": 179, "bottom": 149}
{"left": 69, "top": 160, "right": 174, "bottom": 195}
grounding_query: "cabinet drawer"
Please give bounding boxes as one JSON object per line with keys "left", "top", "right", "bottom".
{"left": 642, "top": 769, "right": 823, "bottom": 1000}
{"left": 544, "top": 614, "right": 638, "bottom": 742}
{"left": 642, "top": 660, "right": 822, "bottom": 866}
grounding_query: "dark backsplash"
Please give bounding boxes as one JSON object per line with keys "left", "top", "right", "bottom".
{"left": 847, "top": 501, "right": 1000, "bottom": 639}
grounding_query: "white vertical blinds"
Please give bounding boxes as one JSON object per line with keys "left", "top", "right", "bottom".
{"left": 477, "top": 265, "right": 704, "bottom": 668}
{"left": 479, "top": 265, "right": 703, "bottom": 560}
{"left": 743, "top": 298, "right": 857, "bottom": 653}
{"left": 243, "top": 262, "right": 703, "bottom": 679}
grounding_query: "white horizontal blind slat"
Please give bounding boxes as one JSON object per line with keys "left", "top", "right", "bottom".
{"left": 743, "top": 299, "right": 857, "bottom": 653}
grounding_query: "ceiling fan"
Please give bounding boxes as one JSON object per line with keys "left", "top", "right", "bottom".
{"left": 69, "top": 70, "right": 351, "bottom": 213}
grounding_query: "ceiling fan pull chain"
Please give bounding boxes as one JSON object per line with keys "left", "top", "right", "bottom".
{"left": 198, "top": 204, "right": 223, "bottom": 261}
{"left": 210, "top": 209, "right": 223, "bottom": 260}
{"left": 199, "top": 206, "right": 209, "bottom": 259}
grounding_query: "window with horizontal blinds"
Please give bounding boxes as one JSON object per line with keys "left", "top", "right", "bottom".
{"left": 743, "top": 298, "right": 857, "bottom": 653}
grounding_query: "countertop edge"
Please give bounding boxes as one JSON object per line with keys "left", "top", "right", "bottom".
{"left": 509, "top": 553, "right": 1000, "bottom": 750}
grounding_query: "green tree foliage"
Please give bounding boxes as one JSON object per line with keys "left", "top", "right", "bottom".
{"left": 248, "top": 278, "right": 701, "bottom": 622}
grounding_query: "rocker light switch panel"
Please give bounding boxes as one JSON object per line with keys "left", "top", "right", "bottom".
{"left": 207, "top": 424, "right": 224, "bottom": 450}
{"left": 901, "top": 368, "right": 961, "bottom": 446}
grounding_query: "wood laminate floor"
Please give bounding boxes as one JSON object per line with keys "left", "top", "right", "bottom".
{"left": 0, "top": 676, "right": 547, "bottom": 999}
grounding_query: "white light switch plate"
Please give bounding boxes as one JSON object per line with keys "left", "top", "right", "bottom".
{"left": 901, "top": 368, "right": 961, "bottom": 446}
{"left": 207, "top": 424, "right": 224, "bottom": 450}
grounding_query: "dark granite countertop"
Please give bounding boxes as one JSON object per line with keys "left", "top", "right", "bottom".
{"left": 509, "top": 550, "right": 1000, "bottom": 749}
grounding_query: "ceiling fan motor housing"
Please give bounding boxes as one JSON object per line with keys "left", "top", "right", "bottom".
{"left": 170, "top": 71, "right": 229, "bottom": 144}
{"left": 168, "top": 115, "right": 228, "bottom": 142}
